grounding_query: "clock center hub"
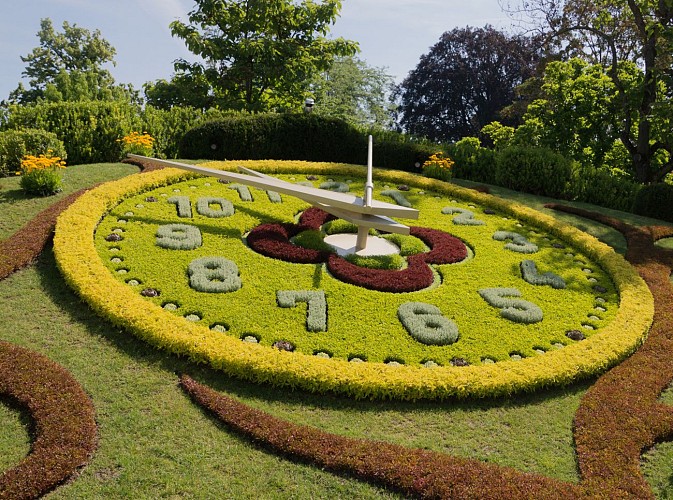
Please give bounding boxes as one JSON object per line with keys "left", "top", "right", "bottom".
{"left": 323, "top": 234, "right": 400, "bottom": 257}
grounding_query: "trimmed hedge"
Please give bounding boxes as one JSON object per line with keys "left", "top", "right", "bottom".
{"left": 569, "top": 164, "right": 642, "bottom": 213}
{"left": 632, "top": 183, "right": 673, "bottom": 223}
{"left": 495, "top": 146, "right": 573, "bottom": 199}
{"left": 5, "top": 101, "right": 143, "bottom": 165}
{"left": 179, "top": 114, "right": 436, "bottom": 171}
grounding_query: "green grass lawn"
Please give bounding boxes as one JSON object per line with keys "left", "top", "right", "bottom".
{"left": 1, "top": 163, "right": 673, "bottom": 497}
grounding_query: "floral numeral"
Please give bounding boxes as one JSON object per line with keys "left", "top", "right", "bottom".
{"left": 188, "top": 257, "right": 241, "bottom": 293}
{"left": 492, "top": 231, "right": 538, "bottom": 254}
{"left": 441, "top": 207, "right": 485, "bottom": 226}
{"left": 319, "top": 181, "right": 349, "bottom": 193}
{"left": 478, "top": 288, "right": 543, "bottom": 324}
{"left": 156, "top": 224, "right": 202, "bottom": 250}
{"left": 196, "top": 197, "right": 235, "bottom": 218}
{"left": 397, "top": 302, "right": 459, "bottom": 345}
{"left": 266, "top": 191, "right": 282, "bottom": 203}
{"left": 381, "top": 190, "right": 412, "bottom": 208}
{"left": 520, "top": 260, "right": 566, "bottom": 289}
{"left": 168, "top": 196, "right": 192, "bottom": 218}
{"left": 276, "top": 290, "right": 327, "bottom": 332}
{"left": 229, "top": 184, "right": 253, "bottom": 201}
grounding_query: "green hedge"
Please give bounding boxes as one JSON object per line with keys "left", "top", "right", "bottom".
{"left": 445, "top": 137, "right": 497, "bottom": 184}
{"left": 632, "top": 183, "right": 673, "bottom": 223}
{"left": 495, "top": 146, "right": 573, "bottom": 199}
{"left": 569, "top": 164, "right": 642, "bottom": 213}
{"left": 180, "top": 114, "right": 436, "bottom": 171}
{"left": 0, "top": 128, "right": 66, "bottom": 176}
{"left": 5, "top": 101, "right": 143, "bottom": 165}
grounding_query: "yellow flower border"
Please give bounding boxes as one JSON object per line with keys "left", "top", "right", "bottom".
{"left": 54, "top": 160, "right": 653, "bottom": 400}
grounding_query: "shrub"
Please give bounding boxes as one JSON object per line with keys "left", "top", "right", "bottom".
{"left": 446, "top": 137, "right": 497, "bottom": 183}
{"left": 179, "top": 113, "right": 436, "bottom": 171}
{"left": 632, "top": 183, "right": 673, "bottom": 223}
{"left": 5, "top": 101, "right": 142, "bottom": 164}
{"left": 19, "top": 153, "right": 66, "bottom": 196}
{"left": 0, "top": 128, "right": 66, "bottom": 176}
{"left": 495, "top": 146, "right": 572, "bottom": 198}
{"left": 569, "top": 164, "right": 641, "bottom": 212}
{"left": 140, "top": 106, "right": 241, "bottom": 159}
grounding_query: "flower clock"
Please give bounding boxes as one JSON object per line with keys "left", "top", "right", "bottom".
{"left": 54, "top": 161, "right": 653, "bottom": 400}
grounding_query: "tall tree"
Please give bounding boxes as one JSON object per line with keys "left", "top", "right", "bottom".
{"left": 393, "top": 26, "right": 541, "bottom": 142}
{"left": 309, "top": 56, "right": 395, "bottom": 128}
{"left": 169, "top": 0, "right": 358, "bottom": 112}
{"left": 511, "top": 0, "right": 673, "bottom": 183}
{"left": 9, "top": 18, "right": 130, "bottom": 104}
{"left": 144, "top": 72, "right": 214, "bottom": 111}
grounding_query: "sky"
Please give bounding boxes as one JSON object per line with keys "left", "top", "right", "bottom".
{"left": 0, "top": 0, "right": 513, "bottom": 101}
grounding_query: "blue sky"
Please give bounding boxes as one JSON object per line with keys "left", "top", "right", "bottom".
{"left": 0, "top": 0, "right": 511, "bottom": 101}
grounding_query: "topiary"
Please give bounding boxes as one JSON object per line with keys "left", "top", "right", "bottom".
{"left": 631, "top": 183, "right": 673, "bottom": 223}
{"left": 495, "top": 146, "right": 572, "bottom": 198}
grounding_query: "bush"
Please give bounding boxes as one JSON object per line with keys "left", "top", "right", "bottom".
{"left": 141, "top": 106, "right": 241, "bottom": 159}
{"left": 446, "top": 137, "right": 497, "bottom": 184}
{"left": 631, "top": 183, "right": 673, "bottom": 222}
{"left": 5, "top": 101, "right": 143, "bottom": 165}
{"left": 495, "top": 146, "right": 572, "bottom": 198}
{"left": 569, "top": 164, "right": 641, "bottom": 212}
{"left": 180, "top": 113, "right": 436, "bottom": 171}
{"left": 19, "top": 153, "right": 66, "bottom": 196}
{"left": 0, "top": 128, "right": 66, "bottom": 176}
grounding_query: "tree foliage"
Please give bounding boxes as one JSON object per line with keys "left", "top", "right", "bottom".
{"left": 511, "top": 0, "right": 673, "bottom": 183}
{"left": 9, "top": 18, "right": 134, "bottom": 104}
{"left": 169, "top": 0, "right": 358, "bottom": 112}
{"left": 309, "top": 56, "right": 395, "bottom": 128}
{"left": 143, "top": 73, "right": 214, "bottom": 111}
{"left": 393, "top": 26, "right": 541, "bottom": 142}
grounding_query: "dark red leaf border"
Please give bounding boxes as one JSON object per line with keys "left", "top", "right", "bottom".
{"left": 0, "top": 157, "right": 160, "bottom": 280}
{"left": 180, "top": 374, "right": 581, "bottom": 498}
{"left": 247, "top": 207, "right": 468, "bottom": 293}
{"left": 0, "top": 157, "right": 163, "bottom": 497}
{"left": 181, "top": 203, "right": 673, "bottom": 498}
{"left": 0, "top": 342, "right": 97, "bottom": 499}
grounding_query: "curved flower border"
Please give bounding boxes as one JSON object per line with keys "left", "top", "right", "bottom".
{"left": 53, "top": 160, "right": 654, "bottom": 400}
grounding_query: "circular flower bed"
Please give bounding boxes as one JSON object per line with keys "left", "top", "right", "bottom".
{"left": 53, "top": 160, "right": 653, "bottom": 400}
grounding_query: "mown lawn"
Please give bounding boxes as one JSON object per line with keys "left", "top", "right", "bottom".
{"left": 1, "top": 163, "right": 672, "bottom": 498}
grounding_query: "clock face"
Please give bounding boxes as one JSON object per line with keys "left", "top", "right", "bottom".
{"left": 93, "top": 165, "right": 620, "bottom": 370}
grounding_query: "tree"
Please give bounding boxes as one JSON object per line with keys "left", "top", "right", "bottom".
{"left": 9, "top": 18, "right": 131, "bottom": 104}
{"left": 511, "top": 0, "right": 673, "bottom": 183}
{"left": 144, "top": 72, "right": 214, "bottom": 111}
{"left": 393, "top": 26, "right": 541, "bottom": 142}
{"left": 309, "top": 56, "right": 395, "bottom": 128}
{"left": 169, "top": 0, "right": 358, "bottom": 112}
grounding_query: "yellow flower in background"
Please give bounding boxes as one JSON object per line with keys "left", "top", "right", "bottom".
{"left": 423, "top": 152, "right": 454, "bottom": 171}
{"left": 118, "top": 131, "right": 155, "bottom": 157}
{"left": 422, "top": 152, "right": 454, "bottom": 181}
